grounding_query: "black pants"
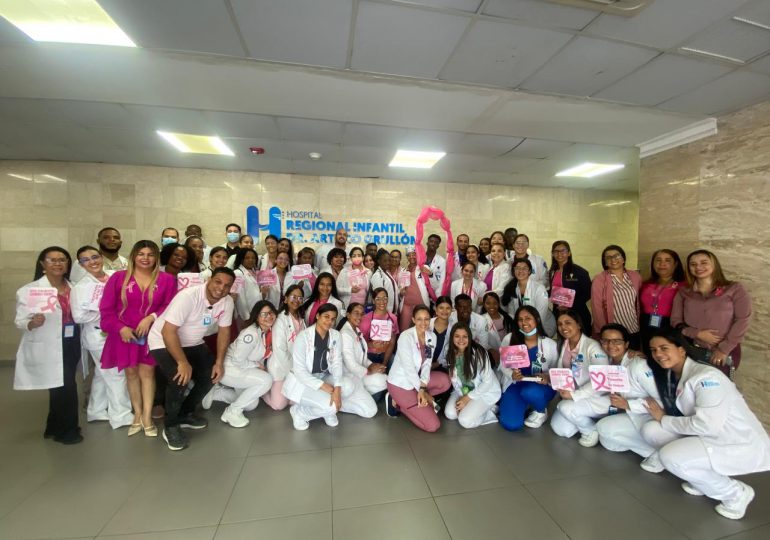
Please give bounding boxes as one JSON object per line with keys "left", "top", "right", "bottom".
{"left": 46, "top": 331, "right": 82, "bottom": 440}
{"left": 151, "top": 345, "right": 214, "bottom": 428}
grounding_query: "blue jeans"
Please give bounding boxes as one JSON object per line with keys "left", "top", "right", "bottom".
{"left": 498, "top": 381, "right": 556, "bottom": 432}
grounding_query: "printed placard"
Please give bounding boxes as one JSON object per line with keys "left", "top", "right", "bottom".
{"left": 398, "top": 272, "right": 411, "bottom": 288}
{"left": 291, "top": 264, "right": 313, "bottom": 280}
{"left": 177, "top": 273, "right": 204, "bottom": 291}
{"left": 349, "top": 268, "right": 367, "bottom": 288}
{"left": 230, "top": 276, "right": 245, "bottom": 294}
{"left": 86, "top": 283, "right": 106, "bottom": 310}
{"left": 588, "top": 365, "right": 630, "bottom": 393}
{"left": 27, "top": 287, "right": 59, "bottom": 313}
{"left": 550, "top": 286, "right": 576, "bottom": 308}
{"left": 500, "top": 345, "right": 530, "bottom": 369}
{"left": 549, "top": 368, "right": 576, "bottom": 390}
{"left": 257, "top": 270, "right": 278, "bottom": 287}
{"left": 370, "top": 319, "right": 393, "bottom": 341}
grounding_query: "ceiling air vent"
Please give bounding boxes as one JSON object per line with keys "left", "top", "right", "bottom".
{"left": 544, "top": 0, "right": 653, "bottom": 16}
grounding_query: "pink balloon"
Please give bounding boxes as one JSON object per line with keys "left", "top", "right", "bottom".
{"left": 414, "top": 206, "right": 455, "bottom": 297}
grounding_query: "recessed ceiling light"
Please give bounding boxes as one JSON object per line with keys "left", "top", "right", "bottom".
{"left": 0, "top": 0, "right": 136, "bottom": 47}
{"left": 157, "top": 131, "right": 235, "bottom": 156}
{"left": 732, "top": 16, "right": 770, "bottom": 32}
{"left": 389, "top": 150, "right": 446, "bottom": 169}
{"left": 555, "top": 162, "right": 625, "bottom": 178}
{"left": 308, "top": 152, "right": 322, "bottom": 160}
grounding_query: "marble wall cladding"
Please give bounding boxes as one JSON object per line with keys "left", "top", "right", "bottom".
{"left": 0, "top": 159, "right": 638, "bottom": 359}
{"left": 639, "top": 99, "right": 770, "bottom": 427}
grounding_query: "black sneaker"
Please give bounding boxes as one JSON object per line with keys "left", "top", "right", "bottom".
{"left": 385, "top": 392, "right": 400, "bottom": 417}
{"left": 179, "top": 414, "right": 208, "bottom": 430}
{"left": 54, "top": 433, "right": 84, "bottom": 445}
{"left": 162, "top": 426, "right": 189, "bottom": 451}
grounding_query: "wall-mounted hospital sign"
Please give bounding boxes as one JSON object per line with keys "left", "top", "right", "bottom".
{"left": 246, "top": 206, "right": 416, "bottom": 247}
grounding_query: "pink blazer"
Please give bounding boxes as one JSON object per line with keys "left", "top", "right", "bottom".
{"left": 591, "top": 270, "right": 642, "bottom": 337}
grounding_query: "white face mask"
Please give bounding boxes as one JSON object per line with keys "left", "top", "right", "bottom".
{"left": 161, "top": 236, "right": 177, "bottom": 246}
{"left": 226, "top": 232, "right": 240, "bottom": 243}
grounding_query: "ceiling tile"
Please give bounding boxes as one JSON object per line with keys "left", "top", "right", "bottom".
{"left": 232, "top": 0, "right": 352, "bottom": 67}
{"left": 748, "top": 54, "right": 770, "bottom": 75}
{"left": 400, "top": 129, "right": 465, "bottom": 150}
{"left": 432, "top": 153, "right": 486, "bottom": 171}
{"left": 276, "top": 118, "right": 345, "bottom": 144}
{"left": 404, "top": 0, "right": 483, "bottom": 12}
{"left": 657, "top": 70, "right": 770, "bottom": 114}
{"left": 440, "top": 19, "right": 573, "bottom": 87}
{"left": 683, "top": 19, "right": 770, "bottom": 63}
{"left": 203, "top": 111, "right": 280, "bottom": 139}
{"left": 585, "top": 0, "right": 753, "bottom": 49}
{"left": 447, "top": 134, "right": 524, "bottom": 156}
{"left": 100, "top": 0, "right": 245, "bottom": 56}
{"left": 339, "top": 145, "right": 393, "bottom": 165}
{"left": 337, "top": 163, "right": 387, "bottom": 178}
{"left": 734, "top": 0, "right": 770, "bottom": 26}
{"left": 341, "top": 124, "right": 408, "bottom": 147}
{"left": 351, "top": 1, "right": 470, "bottom": 78}
{"left": 594, "top": 54, "right": 733, "bottom": 106}
{"left": 122, "top": 105, "right": 211, "bottom": 133}
{"left": 483, "top": 0, "right": 599, "bottom": 31}
{"left": 507, "top": 138, "right": 573, "bottom": 159}
{"left": 286, "top": 141, "right": 341, "bottom": 162}
{"left": 521, "top": 36, "right": 658, "bottom": 97}
{"left": 475, "top": 156, "right": 542, "bottom": 173}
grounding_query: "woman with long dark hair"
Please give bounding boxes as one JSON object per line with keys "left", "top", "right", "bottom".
{"left": 548, "top": 240, "right": 592, "bottom": 332}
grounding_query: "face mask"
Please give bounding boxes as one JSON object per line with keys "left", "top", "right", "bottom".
{"left": 519, "top": 327, "right": 538, "bottom": 337}
{"left": 226, "top": 232, "right": 240, "bottom": 243}
{"left": 161, "top": 236, "right": 177, "bottom": 246}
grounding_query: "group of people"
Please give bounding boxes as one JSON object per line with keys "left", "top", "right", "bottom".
{"left": 13, "top": 221, "right": 768, "bottom": 521}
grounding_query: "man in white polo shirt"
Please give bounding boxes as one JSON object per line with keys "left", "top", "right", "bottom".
{"left": 149, "top": 267, "right": 236, "bottom": 451}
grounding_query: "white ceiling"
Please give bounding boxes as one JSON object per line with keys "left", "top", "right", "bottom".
{"left": 1, "top": 0, "right": 769, "bottom": 191}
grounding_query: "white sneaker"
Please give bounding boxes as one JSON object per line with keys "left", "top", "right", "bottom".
{"left": 524, "top": 410, "right": 548, "bottom": 429}
{"left": 578, "top": 430, "right": 599, "bottom": 447}
{"left": 201, "top": 384, "right": 218, "bottom": 410}
{"left": 289, "top": 405, "right": 309, "bottom": 431}
{"left": 220, "top": 406, "right": 249, "bottom": 428}
{"left": 640, "top": 452, "right": 665, "bottom": 473}
{"left": 681, "top": 482, "right": 704, "bottom": 496}
{"left": 323, "top": 414, "right": 339, "bottom": 427}
{"left": 715, "top": 482, "right": 755, "bottom": 520}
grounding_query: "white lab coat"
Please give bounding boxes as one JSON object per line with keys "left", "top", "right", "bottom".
{"left": 479, "top": 312, "right": 507, "bottom": 350}
{"left": 450, "top": 278, "right": 487, "bottom": 313}
{"left": 303, "top": 296, "right": 345, "bottom": 326}
{"left": 657, "top": 358, "right": 770, "bottom": 476}
{"left": 262, "top": 269, "right": 290, "bottom": 309}
{"left": 498, "top": 335, "right": 559, "bottom": 392}
{"left": 282, "top": 325, "right": 343, "bottom": 403}
{"left": 14, "top": 276, "right": 79, "bottom": 390}
{"left": 501, "top": 278, "right": 556, "bottom": 337}
{"left": 448, "top": 350, "right": 502, "bottom": 406}
{"left": 224, "top": 324, "right": 271, "bottom": 371}
{"left": 475, "top": 262, "right": 491, "bottom": 281}
{"left": 339, "top": 320, "right": 387, "bottom": 394}
{"left": 557, "top": 334, "right": 609, "bottom": 401}
{"left": 270, "top": 311, "right": 306, "bottom": 381}
{"left": 448, "top": 311, "right": 490, "bottom": 350}
{"left": 387, "top": 327, "right": 437, "bottom": 391}
{"left": 487, "top": 261, "right": 512, "bottom": 299}
{"left": 234, "top": 267, "right": 262, "bottom": 320}
{"left": 369, "top": 267, "right": 398, "bottom": 313}
{"left": 429, "top": 317, "right": 454, "bottom": 367}
{"left": 70, "top": 271, "right": 113, "bottom": 352}
{"left": 336, "top": 267, "right": 371, "bottom": 308}
{"left": 426, "top": 253, "right": 446, "bottom": 298}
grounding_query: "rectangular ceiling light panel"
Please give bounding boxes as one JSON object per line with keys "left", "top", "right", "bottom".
{"left": 157, "top": 131, "right": 235, "bottom": 156}
{"left": 389, "top": 150, "right": 446, "bottom": 169}
{"left": 555, "top": 162, "right": 625, "bottom": 177}
{"left": 0, "top": 0, "right": 136, "bottom": 46}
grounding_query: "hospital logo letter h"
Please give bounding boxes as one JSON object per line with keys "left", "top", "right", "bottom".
{"left": 246, "top": 206, "right": 282, "bottom": 240}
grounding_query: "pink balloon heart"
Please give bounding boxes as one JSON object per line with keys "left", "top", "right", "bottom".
{"left": 414, "top": 206, "right": 455, "bottom": 297}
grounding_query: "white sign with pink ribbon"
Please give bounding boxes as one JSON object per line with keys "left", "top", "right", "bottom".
{"left": 548, "top": 368, "right": 576, "bottom": 390}
{"left": 257, "top": 270, "right": 278, "bottom": 287}
{"left": 398, "top": 272, "right": 411, "bottom": 288}
{"left": 27, "top": 287, "right": 59, "bottom": 313}
{"left": 177, "top": 273, "right": 205, "bottom": 291}
{"left": 500, "top": 345, "right": 530, "bottom": 369}
{"left": 291, "top": 264, "right": 313, "bottom": 280}
{"left": 370, "top": 319, "right": 393, "bottom": 341}
{"left": 588, "top": 365, "right": 630, "bottom": 393}
{"left": 549, "top": 286, "right": 576, "bottom": 308}
{"left": 85, "top": 283, "right": 106, "bottom": 310}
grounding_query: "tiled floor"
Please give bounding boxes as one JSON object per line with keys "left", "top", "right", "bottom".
{"left": 1, "top": 366, "right": 768, "bottom": 540}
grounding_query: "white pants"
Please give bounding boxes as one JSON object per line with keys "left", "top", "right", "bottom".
{"left": 361, "top": 372, "right": 388, "bottom": 395}
{"left": 86, "top": 347, "right": 133, "bottom": 429}
{"left": 444, "top": 391, "right": 498, "bottom": 429}
{"left": 640, "top": 419, "right": 683, "bottom": 449}
{"left": 596, "top": 413, "right": 656, "bottom": 457}
{"left": 293, "top": 375, "right": 377, "bottom": 423}
{"left": 217, "top": 364, "right": 273, "bottom": 413}
{"left": 551, "top": 399, "right": 605, "bottom": 438}
{"left": 659, "top": 436, "right": 744, "bottom": 504}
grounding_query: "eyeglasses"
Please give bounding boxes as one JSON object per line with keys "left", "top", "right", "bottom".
{"left": 287, "top": 295, "right": 304, "bottom": 302}
{"left": 45, "top": 258, "right": 68, "bottom": 264}
{"left": 604, "top": 254, "right": 623, "bottom": 261}
{"left": 513, "top": 241, "right": 528, "bottom": 246}
{"left": 600, "top": 339, "right": 626, "bottom": 346}
{"left": 78, "top": 255, "right": 101, "bottom": 264}
{"left": 374, "top": 297, "right": 388, "bottom": 302}
{"left": 258, "top": 312, "right": 276, "bottom": 318}
{"left": 552, "top": 248, "right": 568, "bottom": 255}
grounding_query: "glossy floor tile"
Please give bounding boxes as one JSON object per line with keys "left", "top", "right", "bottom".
{"left": 0, "top": 366, "right": 768, "bottom": 540}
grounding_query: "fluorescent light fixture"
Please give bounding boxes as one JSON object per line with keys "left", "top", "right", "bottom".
{"left": 679, "top": 47, "right": 745, "bottom": 65}
{"left": 156, "top": 131, "right": 235, "bottom": 156}
{"left": 40, "top": 174, "right": 67, "bottom": 183}
{"left": 0, "top": 0, "right": 136, "bottom": 47}
{"left": 555, "top": 162, "right": 625, "bottom": 178}
{"left": 7, "top": 173, "right": 32, "bottom": 181}
{"left": 389, "top": 150, "right": 446, "bottom": 169}
{"left": 733, "top": 16, "right": 770, "bottom": 31}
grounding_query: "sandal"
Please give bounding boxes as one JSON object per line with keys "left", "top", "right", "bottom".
{"left": 127, "top": 422, "right": 142, "bottom": 437}
{"left": 142, "top": 421, "right": 158, "bottom": 437}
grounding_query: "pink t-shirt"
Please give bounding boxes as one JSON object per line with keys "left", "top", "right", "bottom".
{"left": 307, "top": 298, "right": 328, "bottom": 326}
{"left": 640, "top": 281, "right": 685, "bottom": 317}
{"left": 552, "top": 270, "right": 563, "bottom": 289}
{"left": 148, "top": 284, "right": 233, "bottom": 350}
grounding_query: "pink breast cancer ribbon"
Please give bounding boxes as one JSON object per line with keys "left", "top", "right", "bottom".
{"left": 41, "top": 295, "right": 58, "bottom": 313}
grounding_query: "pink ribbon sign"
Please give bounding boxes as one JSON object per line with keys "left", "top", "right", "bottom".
{"left": 549, "top": 368, "right": 575, "bottom": 390}
{"left": 27, "top": 287, "right": 58, "bottom": 313}
{"left": 230, "top": 276, "right": 245, "bottom": 294}
{"left": 349, "top": 268, "right": 367, "bottom": 288}
{"left": 257, "top": 270, "right": 278, "bottom": 287}
{"left": 370, "top": 319, "right": 393, "bottom": 341}
{"left": 500, "top": 345, "right": 530, "bottom": 369}
{"left": 589, "top": 365, "right": 630, "bottom": 393}
{"left": 550, "top": 286, "right": 576, "bottom": 308}
{"left": 414, "top": 206, "right": 455, "bottom": 297}
{"left": 177, "top": 273, "right": 204, "bottom": 291}
{"left": 398, "top": 272, "right": 411, "bottom": 288}
{"left": 291, "top": 264, "right": 313, "bottom": 280}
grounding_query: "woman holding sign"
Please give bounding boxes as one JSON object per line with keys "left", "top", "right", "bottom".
{"left": 339, "top": 303, "right": 387, "bottom": 397}
{"left": 498, "top": 306, "right": 559, "bottom": 431}
{"left": 450, "top": 261, "right": 487, "bottom": 313}
{"left": 263, "top": 284, "right": 306, "bottom": 410}
{"left": 443, "top": 323, "right": 501, "bottom": 428}
{"left": 233, "top": 248, "right": 262, "bottom": 320}
{"left": 100, "top": 241, "right": 177, "bottom": 437}
{"left": 360, "top": 288, "right": 400, "bottom": 367}
{"left": 15, "top": 247, "right": 84, "bottom": 444}
{"left": 71, "top": 246, "right": 133, "bottom": 430}
{"left": 337, "top": 247, "right": 370, "bottom": 308}
{"left": 590, "top": 245, "right": 642, "bottom": 347}
{"left": 549, "top": 310, "right": 609, "bottom": 447}
{"left": 548, "top": 241, "right": 592, "bottom": 333}
{"left": 594, "top": 324, "right": 662, "bottom": 467}
{"left": 640, "top": 329, "right": 770, "bottom": 520}
{"left": 501, "top": 258, "right": 555, "bottom": 337}
{"left": 302, "top": 272, "right": 345, "bottom": 326}
{"left": 386, "top": 305, "right": 451, "bottom": 432}
{"left": 262, "top": 251, "right": 290, "bottom": 308}
{"left": 399, "top": 247, "right": 432, "bottom": 331}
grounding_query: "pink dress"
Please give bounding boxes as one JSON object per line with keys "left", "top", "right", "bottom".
{"left": 99, "top": 271, "right": 177, "bottom": 370}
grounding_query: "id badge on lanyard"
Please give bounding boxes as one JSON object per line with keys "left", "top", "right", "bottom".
{"left": 203, "top": 314, "right": 212, "bottom": 326}
{"left": 649, "top": 285, "right": 664, "bottom": 327}
{"left": 64, "top": 323, "right": 76, "bottom": 338}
